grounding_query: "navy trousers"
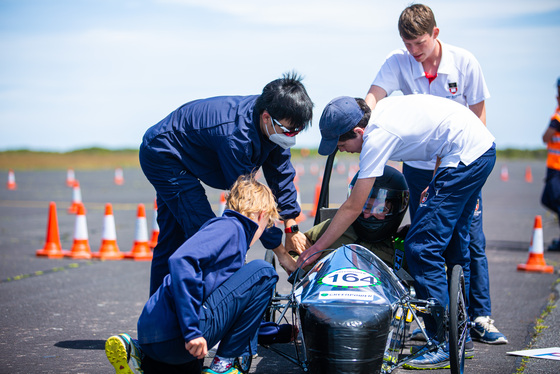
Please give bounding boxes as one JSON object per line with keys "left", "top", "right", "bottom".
{"left": 542, "top": 167, "right": 560, "bottom": 228}
{"left": 140, "top": 260, "right": 278, "bottom": 367}
{"left": 404, "top": 146, "right": 495, "bottom": 338}
{"left": 403, "top": 163, "right": 491, "bottom": 319}
{"left": 139, "top": 145, "right": 216, "bottom": 296}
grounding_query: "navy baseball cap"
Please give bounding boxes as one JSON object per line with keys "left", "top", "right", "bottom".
{"left": 318, "top": 96, "right": 364, "bottom": 156}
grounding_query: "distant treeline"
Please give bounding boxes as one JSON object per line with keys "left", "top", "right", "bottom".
{"left": 0, "top": 147, "right": 549, "bottom": 170}
{"left": 496, "top": 148, "right": 547, "bottom": 159}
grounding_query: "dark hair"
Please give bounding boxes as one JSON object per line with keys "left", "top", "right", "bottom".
{"left": 254, "top": 71, "right": 314, "bottom": 130}
{"left": 398, "top": 4, "right": 437, "bottom": 40}
{"left": 338, "top": 98, "right": 371, "bottom": 141}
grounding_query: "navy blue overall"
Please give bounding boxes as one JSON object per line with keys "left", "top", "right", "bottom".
{"left": 139, "top": 95, "right": 298, "bottom": 295}
{"left": 403, "top": 165, "right": 491, "bottom": 319}
{"left": 137, "top": 211, "right": 278, "bottom": 366}
{"left": 405, "top": 144, "right": 496, "bottom": 339}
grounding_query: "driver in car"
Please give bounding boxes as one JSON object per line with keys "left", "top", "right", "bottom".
{"left": 272, "top": 165, "right": 410, "bottom": 274}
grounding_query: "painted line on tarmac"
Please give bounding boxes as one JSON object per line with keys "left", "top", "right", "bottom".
{"left": 0, "top": 200, "right": 151, "bottom": 211}
{"left": 0, "top": 261, "right": 95, "bottom": 284}
{"left": 0, "top": 200, "right": 322, "bottom": 211}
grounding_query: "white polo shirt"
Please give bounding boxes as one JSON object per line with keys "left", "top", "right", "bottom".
{"left": 358, "top": 95, "right": 495, "bottom": 179}
{"left": 372, "top": 41, "right": 490, "bottom": 170}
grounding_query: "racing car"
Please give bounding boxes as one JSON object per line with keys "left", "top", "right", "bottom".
{"left": 263, "top": 244, "right": 467, "bottom": 374}
{"left": 261, "top": 151, "right": 469, "bottom": 374}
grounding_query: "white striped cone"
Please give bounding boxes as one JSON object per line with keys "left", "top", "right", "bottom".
{"left": 93, "top": 203, "right": 123, "bottom": 260}
{"left": 7, "top": 169, "right": 17, "bottom": 190}
{"left": 295, "top": 163, "right": 305, "bottom": 178}
{"left": 68, "top": 181, "right": 84, "bottom": 214}
{"left": 336, "top": 161, "right": 346, "bottom": 175}
{"left": 114, "top": 167, "right": 124, "bottom": 185}
{"left": 66, "top": 168, "right": 76, "bottom": 187}
{"left": 125, "top": 203, "right": 152, "bottom": 260}
{"left": 295, "top": 184, "right": 306, "bottom": 223}
{"left": 310, "top": 163, "right": 319, "bottom": 176}
{"left": 65, "top": 203, "right": 92, "bottom": 259}
{"left": 149, "top": 198, "right": 159, "bottom": 249}
{"left": 517, "top": 215, "right": 554, "bottom": 273}
{"left": 218, "top": 192, "right": 227, "bottom": 216}
{"left": 500, "top": 165, "right": 509, "bottom": 182}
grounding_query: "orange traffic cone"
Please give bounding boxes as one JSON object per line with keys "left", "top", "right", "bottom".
{"left": 149, "top": 198, "right": 159, "bottom": 249}
{"left": 525, "top": 166, "right": 533, "bottom": 183}
{"left": 218, "top": 192, "right": 227, "bottom": 216}
{"left": 295, "top": 163, "right": 305, "bottom": 178}
{"left": 66, "top": 168, "right": 76, "bottom": 187}
{"left": 64, "top": 203, "right": 92, "bottom": 259}
{"left": 517, "top": 215, "right": 554, "bottom": 273}
{"left": 336, "top": 161, "right": 346, "bottom": 175}
{"left": 295, "top": 183, "right": 306, "bottom": 223}
{"left": 6, "top": 169, "right": 17, "bottom": 190}
{"left": 114, "top": 167, "right": 124, "bottom": 185}
{"left": 310, "top": 163, "right": 319, "bottom": 176}
{"left": 124, "top": 204, "right": 153, "bottom": 261}
{"left": 93, "top": 203, "right": 124, "bottom": 260}
{"left": 500, "top": 165, "right": 509, "bottom": 182}
{"left": 309, "top": 178, "right": 322, "bottom": 218}
{"left": 68, "top": 181, "right": 84, "bottom": 214}
{"left": 36, "top": 202, "right": 66, "bottom": 258}
{"left": 348, "top": 164, "right": 359, "bottom": 183}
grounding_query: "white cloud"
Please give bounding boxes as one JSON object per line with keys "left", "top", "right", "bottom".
{"left": 0, "top": 0, "right": 559, "bottom": 151}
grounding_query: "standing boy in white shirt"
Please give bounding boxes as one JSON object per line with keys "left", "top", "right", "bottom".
{"left": 297, "top": 95, "right": 496, "bottom": 369}
{"left": 365, "top": 3, "right": 507, "bottom": 347}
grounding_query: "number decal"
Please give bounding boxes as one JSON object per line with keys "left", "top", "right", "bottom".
{"left": 319, "top": 268, "right": 380, "bottom": 288}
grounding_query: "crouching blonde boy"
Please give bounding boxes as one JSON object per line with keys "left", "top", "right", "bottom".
{"left": 105, "top": 175, "right": 280, "bottom": 374}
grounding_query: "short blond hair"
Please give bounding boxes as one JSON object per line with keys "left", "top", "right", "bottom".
{"left": 226, "top": 175, "right": 280, "bottom": 227}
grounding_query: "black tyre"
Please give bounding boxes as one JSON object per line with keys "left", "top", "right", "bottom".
{"left": 264, "top": 248, "right": 277, "bottom": 269}
{"left": 263, "top": 249, "right": 278, "bottom": 322}
{"left": 449, "top": 264, "right": 467, "bottom": 374}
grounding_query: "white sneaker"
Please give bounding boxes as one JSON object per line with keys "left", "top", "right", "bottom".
{"left": 471, "top": 316, "right": 508, "bottom": 344}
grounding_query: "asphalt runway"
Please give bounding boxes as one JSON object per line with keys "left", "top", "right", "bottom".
{"left": 0, "top": 157, "right": 559, "bottom": 373}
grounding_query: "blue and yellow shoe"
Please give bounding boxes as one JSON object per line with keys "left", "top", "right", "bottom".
{"left": 201, "top": 368, "right": 239, "bottom": 374}
{"left": 105, "top": 333, "right": 143, "bottom": 374}
{"left": 411, "top": 338, "right": 474, "bottom": 360}
{"left": 403, "top": 346, "right": 450, "bottom": 370}
{"left": 464, "top": 334, "right": 475, "bottom": 359}
{"left": 202, "top": 356, "right": 240, "bottom": 374}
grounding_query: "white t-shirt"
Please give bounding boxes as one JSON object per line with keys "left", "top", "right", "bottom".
{"left": 372, "top": 41, "right": 490, "bottom": 170}
{"left": 358, "top": 95, "right": 495, "bottom": 179}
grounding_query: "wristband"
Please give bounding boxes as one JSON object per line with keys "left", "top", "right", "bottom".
{"left": 284, "top": 225, "right": 299, "bottom": 234}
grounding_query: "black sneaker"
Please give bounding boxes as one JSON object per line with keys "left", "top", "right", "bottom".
{"left": 548, "top": 239, "right": 560, "bottom": 252}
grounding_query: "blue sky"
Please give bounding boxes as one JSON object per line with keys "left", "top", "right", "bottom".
{"left": 0, "top": 0, "right": 559, "bottom": 152}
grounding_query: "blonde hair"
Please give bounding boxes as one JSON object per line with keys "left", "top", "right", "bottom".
{"left": 226, "top": 174, "right": 280, "bottom": 227}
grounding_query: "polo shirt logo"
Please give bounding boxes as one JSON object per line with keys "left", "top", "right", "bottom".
{"left": 448, "top": 82, "right": 458, "bottom": 95}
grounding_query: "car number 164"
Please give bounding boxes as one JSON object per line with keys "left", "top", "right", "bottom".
{"left": 319, "top": 268, "right": 380, "bottom": 288}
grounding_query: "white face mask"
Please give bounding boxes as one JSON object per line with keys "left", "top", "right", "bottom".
{"left": 265, "top": 119, "right": 297, "bottom": 149}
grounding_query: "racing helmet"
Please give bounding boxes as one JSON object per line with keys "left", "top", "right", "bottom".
{"left": 348, "top": 165, "right": 409, "bottom": 243}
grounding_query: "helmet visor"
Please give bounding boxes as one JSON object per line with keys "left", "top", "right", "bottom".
{"left": 349, "top": 186, "right": 409, "bottom": 219}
